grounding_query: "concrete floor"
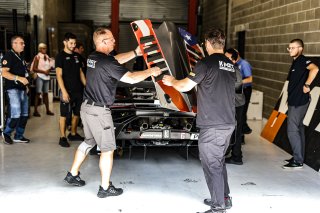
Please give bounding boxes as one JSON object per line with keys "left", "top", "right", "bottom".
{"left": 0, "top": 103, "right": 319, "bottom": 213}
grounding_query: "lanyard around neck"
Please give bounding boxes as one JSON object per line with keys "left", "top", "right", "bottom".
{"left": 11, "top": 49, "right": 28, "bottom": 74}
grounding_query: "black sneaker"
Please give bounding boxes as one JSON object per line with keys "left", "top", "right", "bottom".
{"left": 242, "top": 126, "right": 252, "bottom": 134}
{"left": 282, "top": 161, "right": 303, "bottom": 169}
{"left": 64, "top": 171, "right": 85, "bottom": 186}
{"left": 13, "top": 137, "right": 30, "bottom": 143}
{"left": 197, "top": 208, "right": 226, "bottom": 213}
{"left": 3, "top": 133, "right": 13, "bottom": 145}
{"left": 97, "top": 182, "right": 123, "bottom": 198}
{"left": 225, "top": 157, "right": 243, "bottom": 165}
{"left": 203, "top": 196, "right": 232, "bottom": 209}
{"left": 284, "top": 157, "right": 294, "bottom": 163}
{"left": 59, "top": 137, "right": 70, "bottom": 147}
{"left": 68, "top": 133, "right": 84, "bottom": 141}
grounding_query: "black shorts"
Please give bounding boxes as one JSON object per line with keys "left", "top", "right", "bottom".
{"left": 60, "top": 92, "right": 83, "bottom": 117}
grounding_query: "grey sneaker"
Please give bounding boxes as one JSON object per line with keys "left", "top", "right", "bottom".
{"left": 196, "top": 208, "right": 226, "bottom": 213}
{"left": 203, "top": 196, "right": 232, "bottom": 209}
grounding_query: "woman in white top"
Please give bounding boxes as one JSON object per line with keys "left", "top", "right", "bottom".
{"left": 32, "top": 43, "right": 54, "bottom": 116}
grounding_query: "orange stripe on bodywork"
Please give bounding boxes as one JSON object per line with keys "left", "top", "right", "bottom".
{"left": 131, "top": 19, "right": 191, "bottom": 112}
{"left": 156, "top": 81, "right": 190, "bottom": 112}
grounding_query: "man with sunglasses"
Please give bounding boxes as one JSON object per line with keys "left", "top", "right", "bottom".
{"left": 1, "top": 36, "right": 30, "bottom": 145}
{"left": 63, "top": 27, "right": 161, "bottom": 198}
{"left": 163, "top": 28, "right": 235, "bottom": 213}
{"left": 283, "top": 39, "right": 318, "bottom": 169}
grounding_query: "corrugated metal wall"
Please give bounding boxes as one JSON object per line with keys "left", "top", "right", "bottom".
{"left": 0, "top": 0, "right": 29, "bottom": 14}
{"left": 75, "top": 0, "right": 188, "bottom": 26}
{"left": 119, "top": 0, "right": 188, "bottom": 23}
{"left": 75, "top": 0, "right": 188, "bottom": 69}
{"left": 118, "top": 0, "right": 188, "bottom": 69}
{"left": 75, "top": 0, "right": 111, "bottom": 26}
{"left": 0, "top": 0, "right": 30, "bottom": 32}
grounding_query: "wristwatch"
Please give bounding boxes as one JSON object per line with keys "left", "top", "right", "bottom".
{"left": 304, "top": 83, "right": 310, "bottom": 89}
{"left": 14, "top": 75, "right": 19, "bottom": 84}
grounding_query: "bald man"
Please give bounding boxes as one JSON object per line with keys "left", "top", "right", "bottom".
{"left": 64, "top": 27, "right": 161, "bottom": 198}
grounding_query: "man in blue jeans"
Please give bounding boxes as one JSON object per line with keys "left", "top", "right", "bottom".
{"left": 1, "top": 35, "right": 30, "bottom": 144}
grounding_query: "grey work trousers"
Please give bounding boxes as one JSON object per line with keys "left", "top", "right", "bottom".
{"left": 198, "top": 125, "right": 235, "bottom": 209}
{"left": 287, "top": 103, "right": 309, "bottom": 164}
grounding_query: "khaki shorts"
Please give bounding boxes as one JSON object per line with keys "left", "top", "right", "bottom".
{"left": 80, "top": 102, "right": 116, "bottom": 152}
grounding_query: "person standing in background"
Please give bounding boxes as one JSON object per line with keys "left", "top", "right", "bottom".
{"left": 224, "top": 48, "right": 246, "bottom": 165}
{"left": 283, "top": 39, "right": 318, "bottom": 169}
{"left": 74, "top": 41, "right": 87, "bottom": 75}
{"left": 55, "top": 33, "right": 86, "bottom": 147}
{"left": 32, "top": 43, "right": 55, "bottom": 117}
{"left": 1, "top": 36, "right": 30, "bottom": 144}
{"left": 236, "top": 52, "right": 253, "bottom": 135}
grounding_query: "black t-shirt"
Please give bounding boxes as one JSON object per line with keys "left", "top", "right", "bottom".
{"left": 287, "top": 55, "right": 312, "bottom": 106}
{"left": 83, "top": 51, "right": 129, "bottom": 106}
{"left": 187, "top": 53, "right": 236, "bottom": 128}
{"left": 77, "top": 53, "right": 87, "bottom": 76}
{"left": 1, "top": 50, "right": 29, "bottom": 90}
{"left": 55, "top": 51, "right": 83, "bottom": 94}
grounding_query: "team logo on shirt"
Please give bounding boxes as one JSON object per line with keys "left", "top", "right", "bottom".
{"left": 219, "top": 61, "right": 235, "bottom": 72}
{"left": 291, "top": 69, "right": 295, "bottom": 72}
{"left": 2, "top": 60, "right": 7, "bottom": 65}
{"left": 87, "top": 59, "right": 97, "bottom": 68}
{"left": 74, "top": 55, "right": 79, "bottom": 63}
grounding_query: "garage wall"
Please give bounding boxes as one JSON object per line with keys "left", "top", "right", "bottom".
{"left": 119, "top": 0, "right": 188, "bottom": 23}
{"left": 0, "top": 0, "right": 30, "bottom": 32}
{"left": 118, "top": 0, "right": 188, "bottom": 57}
{"left": 202, "top": 0, "right": 227, "bottom": 33}
{"left": 75, "top": 0, "right": 111, "bottom": 26}
{"left": 202, "top": 0, "right": 320, "bottom": 118}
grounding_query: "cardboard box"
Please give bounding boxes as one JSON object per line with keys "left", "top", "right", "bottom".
{"left": 248, "top": 90, "right": 263, "bottom": 120}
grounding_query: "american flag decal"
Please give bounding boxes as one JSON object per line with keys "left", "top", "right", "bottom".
{"left": 178, "top": 28, "right": 205, "bottom": 71}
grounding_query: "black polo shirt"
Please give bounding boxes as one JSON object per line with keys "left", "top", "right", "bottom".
{"left": 55, "top": 51, "right": 83, "bottom": 94}
{"left": 187, "top": 53, "right": 236, "bottom": 128}
{"left": 76, "top": 53, "right": 87, "bottom": 76}
{"left": 1, "top": 50, "right": 28, "bottom": 90}
{"left": 287, "top": 55, "right": 312, "bottom": 106}
{"left": 83, "top": 51, "right": 129, "bottom": 106}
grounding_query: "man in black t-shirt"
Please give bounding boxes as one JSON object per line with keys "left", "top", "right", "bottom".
{"left": 63, "top": 27, "right": 161, "bottom": 197}
{"left": 1, "top": 35, "right": 30, "bottom": 144}
{"left": 74, "top": 41, "right": 87, "bottom": 75}
{"left": 55, "top": 32, "right": 86, "bottom": 147}
{"left": 163, "top": 28, "right": 235, "bottom": 213}
{"left": 282, "top": 39, "right": 318, "bottom": 169}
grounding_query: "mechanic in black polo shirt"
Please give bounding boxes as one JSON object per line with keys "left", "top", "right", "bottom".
{"left": 55, "top": 32, "right": 86, "bottom": 147}
{"left": 1, "top": 35, "right": 30, "bottom": 145}
{"left": 163, "top": 28, "right": 235, "bottom": 213}
{"left": 63, "top": 27, "right": 161, "bottom": 198}
{"left": 282, "top": 39, "right": 318, "bottom": 169}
